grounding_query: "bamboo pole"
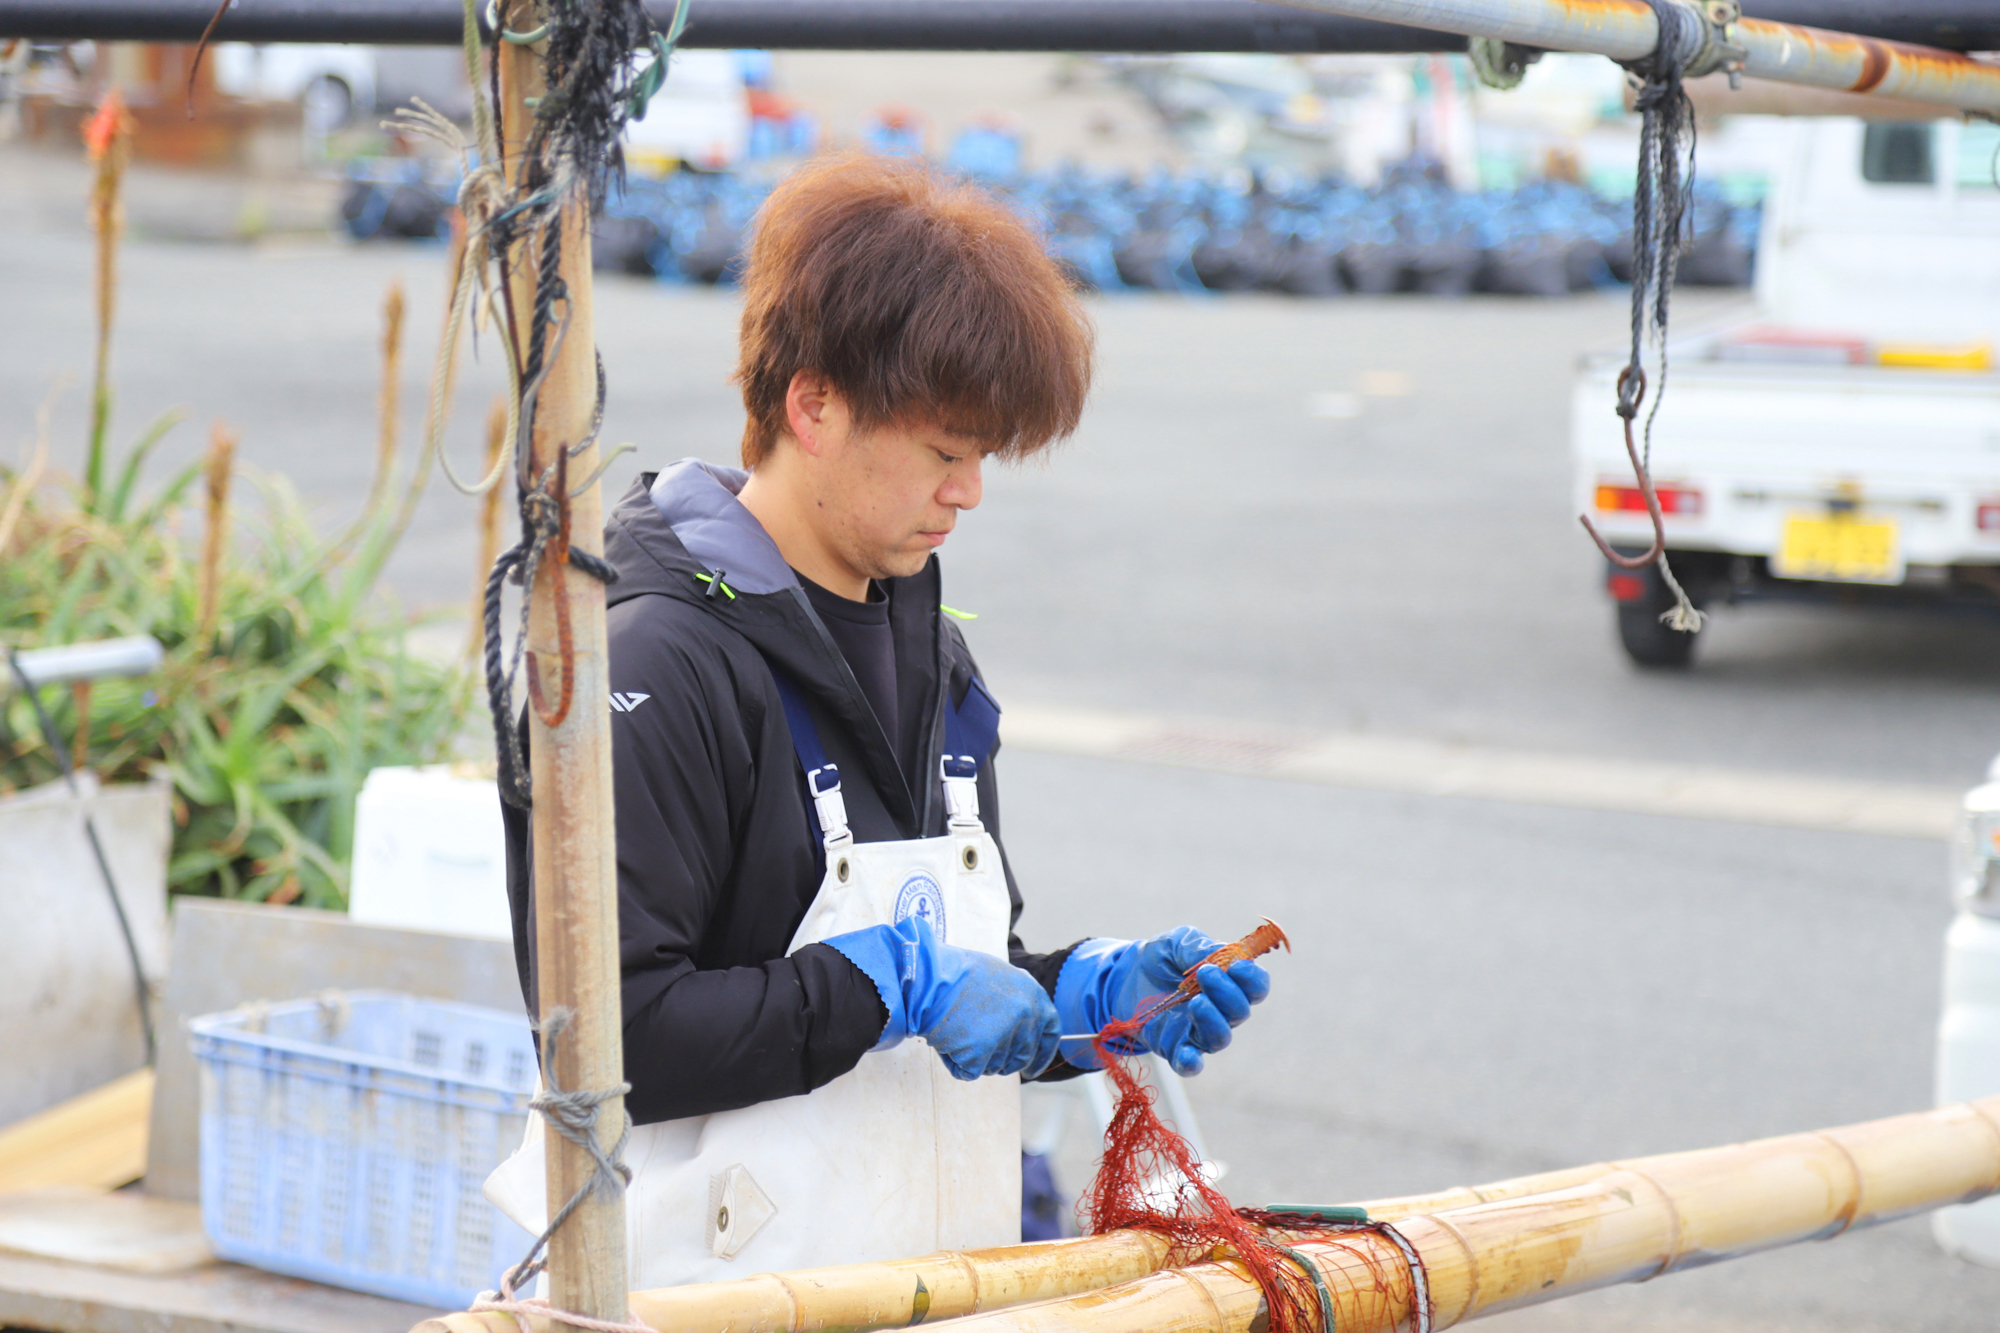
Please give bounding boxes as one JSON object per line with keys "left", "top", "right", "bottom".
{"left": 418, "top": 1095, "right": 2000, "bottom": 1333}
{"left": 420, "top": 1233, "right": 1177, "bottom": 1333}
{"left": 1262, "top": 0, "right": 2000, "bottom": 115}
{"left": 493, "top": 7, "right": 626, "bottom": 1327}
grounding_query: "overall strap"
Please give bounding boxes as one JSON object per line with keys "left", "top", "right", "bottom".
{"left": 766, "top": 664, "right": 1003, "bottom": 843}
{"left": 767, "top": 667, "right": 853, "bottom": 850}
{"left": 939, "top": 676, "right": 1001, "bottom": 832}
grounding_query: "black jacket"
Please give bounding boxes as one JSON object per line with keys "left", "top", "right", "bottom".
{"left": 504, "top": 462, "right": 1080, "bottom": 1125}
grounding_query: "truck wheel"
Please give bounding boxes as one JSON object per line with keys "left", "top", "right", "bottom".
{"left": 1607, "top": 556, "right": 1702, "bottom": 669}
{"left": 1616, "top": 603, "right": 1698, "bottom": 668}
{"left": 302, "top": 75, "right": 354, "bottom": 132}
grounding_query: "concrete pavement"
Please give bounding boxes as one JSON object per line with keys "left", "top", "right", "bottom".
{"left": 6, "top": 201, "right": 2000, "bottom": 1328}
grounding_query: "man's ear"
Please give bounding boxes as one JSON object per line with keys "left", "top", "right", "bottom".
{"left": 784, "top": 370, "right": 838, "bottom": 456}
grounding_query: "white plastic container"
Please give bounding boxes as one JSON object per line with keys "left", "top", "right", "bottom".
{"left": 0, "top": 772, "right": 171, "bottom": 1125}
{"left": 349, "top": 766, "right": 511, "bottom": 942}
{"left": 1934, "top": 775, "right": 2000, "bottom": 1267}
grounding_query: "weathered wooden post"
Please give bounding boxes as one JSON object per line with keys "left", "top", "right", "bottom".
{"left": 493, "top": 5, "right": 628, "bottom": 1324}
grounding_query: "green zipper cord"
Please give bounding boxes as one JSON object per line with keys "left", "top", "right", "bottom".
{"left": 695, "top": 573, "right": 736, "bottom": 600}
{"left": 941, "top": 605, "right": 977, "bottom": 620}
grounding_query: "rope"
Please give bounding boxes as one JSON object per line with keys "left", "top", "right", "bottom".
{"left": 469, "top": 1010, "right": 654, "bottom": 1333}
{"left": 1578, "top": 0, "right": 1705, "bottom": 634}
{"left": 483, "top": 448, "right": 618, "bottom": 810}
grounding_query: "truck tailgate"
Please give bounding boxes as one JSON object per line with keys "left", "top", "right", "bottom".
{"left": 1572, "top": 354, "right": 2000, "bottom": 567}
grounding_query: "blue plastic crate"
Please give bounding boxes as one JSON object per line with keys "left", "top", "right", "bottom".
{"left": 189, "top": 991, "right": 538, "bottom": 1309}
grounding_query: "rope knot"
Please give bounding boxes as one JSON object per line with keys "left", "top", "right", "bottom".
{"left": 521, "top": 483, "right": 562, "bottom": 540}
{"left": 470, "top": 1010, "right": 646, "bottom": 1327}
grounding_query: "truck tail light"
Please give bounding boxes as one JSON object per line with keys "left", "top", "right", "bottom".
{"left": 1607, "top": 573, "right": 1648, "bottom": 602}
{"left": 1595, "top": 483, "right": 1703, "bottom": 516}
{"left": 1978, "top": 501, "right": 2000, "bottom": 532}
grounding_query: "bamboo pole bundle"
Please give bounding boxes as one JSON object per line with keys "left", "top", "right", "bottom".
{"left": 416, "top": 1159, "right": 1613, "bottom": 1333}
{"left": 418, "top": 1094, "right": 2000, "bottom": 1333}
{"left": 933, "top": 1094, "right": 2000, "bottom": 1333}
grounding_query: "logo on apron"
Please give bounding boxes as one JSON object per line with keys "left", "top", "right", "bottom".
{"left": 895, "top": 871, "right": 948, "bottom": 942}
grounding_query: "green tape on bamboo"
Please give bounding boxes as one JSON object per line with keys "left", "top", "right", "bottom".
{"left": 1264, "top": 1204, "right": 1371, "bottom": 1224}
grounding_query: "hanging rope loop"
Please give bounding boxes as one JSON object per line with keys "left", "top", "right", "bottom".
{"left": 1614, "top": 363, "right": 1646, "bottom": 422}
{"left": 1576, "top": 0, "right": 1707, "bottom": 633}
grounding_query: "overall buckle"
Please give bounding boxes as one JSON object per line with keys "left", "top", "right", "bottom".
{"left": 805, "top": 764, "right": 853, "bottom": 849}
{"left": 940, "top": 755, "right": 981, "bottom": 829}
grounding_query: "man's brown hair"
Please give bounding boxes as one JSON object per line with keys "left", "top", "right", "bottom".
{"left": 735, "top": 152, "right": 1094, "bottom": 467}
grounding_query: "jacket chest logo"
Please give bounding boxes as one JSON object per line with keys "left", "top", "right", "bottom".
{"left": 895, "top": 871, "right": 947, "bottom": 942}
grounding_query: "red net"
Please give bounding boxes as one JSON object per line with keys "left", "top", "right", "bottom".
{"left": 1076, "top": 922, "right": 1331, "bottom": 1333}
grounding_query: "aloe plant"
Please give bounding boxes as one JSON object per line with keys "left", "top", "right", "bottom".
{"left": 0, "top": 428, "right": 471, "bottom": 908}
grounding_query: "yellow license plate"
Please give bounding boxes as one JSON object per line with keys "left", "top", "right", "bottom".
{"left": 1772, "top": 513, "right": 1902, "bottom": 584}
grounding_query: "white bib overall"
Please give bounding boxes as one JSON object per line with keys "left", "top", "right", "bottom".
{"left": 487, "top": 677, "right": 1021, "bottom": 1289}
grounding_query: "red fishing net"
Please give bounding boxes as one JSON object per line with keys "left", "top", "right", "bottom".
{"left": 1077, "top": 922, "right": 1335, "bottom": 1333}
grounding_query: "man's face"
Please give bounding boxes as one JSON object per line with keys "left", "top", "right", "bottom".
{"left": 803, "top": 393, "right": 986, "bottom": 584}
{"left": 821, "top": 419, "right": 984, "bottom": 581}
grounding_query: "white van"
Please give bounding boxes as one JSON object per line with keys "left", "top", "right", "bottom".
{"left": 211, "top": 42, "right": 376, "bottom": 129}
{"left": 622, "top": 49, "right": 749, "bottom": 174}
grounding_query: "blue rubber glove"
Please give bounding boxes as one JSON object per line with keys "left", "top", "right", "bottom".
{"left": 1053, "top": 926, "right": 1270, "bottom": 1076}
{"left": 826, "top": 916, "right": 1061, "bottom": 1081}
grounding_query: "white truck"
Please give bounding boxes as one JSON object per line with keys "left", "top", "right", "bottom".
{"left": 1573, "top": 116, "right": 2000, "bottom": 667}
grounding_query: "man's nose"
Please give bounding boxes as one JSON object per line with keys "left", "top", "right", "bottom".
{"left": 940, "top": 455, "right": 982, "bottom": 511}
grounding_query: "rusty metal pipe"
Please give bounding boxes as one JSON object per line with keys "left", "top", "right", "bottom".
{"left": 1261, "top": 0, "right": 2000, "bottom": 114}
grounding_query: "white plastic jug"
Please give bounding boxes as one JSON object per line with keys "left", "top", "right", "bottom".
{"left": 1934, "top": 775, "right": 2000, "bottom": 1266}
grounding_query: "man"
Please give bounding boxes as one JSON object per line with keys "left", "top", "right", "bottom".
{"left": 497, "top": 153, "right": 1273, "bottom": 1288}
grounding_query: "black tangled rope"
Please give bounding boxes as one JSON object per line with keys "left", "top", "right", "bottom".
{"left": 474, "top": 0, "right": 673, "bottom": 807}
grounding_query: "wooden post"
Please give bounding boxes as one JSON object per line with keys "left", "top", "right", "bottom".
{"left": 493, "top": 9, "right": 628, "bottom": 1326}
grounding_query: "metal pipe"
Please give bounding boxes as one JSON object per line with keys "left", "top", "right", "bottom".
{"left": 3, "top": 0, "right": 1998, "bottom": 53}
{"left": 1744, "top": 0, "right": 2000, "bottom": 53}
{"left": 0, "top": 0, "right": 1456, "bottom": 50}
{"left": 3, "top": 635, "right": 163, "bottom": 692}
{"left": 1267, "top": 0, "right": 2000, "bottom": 114}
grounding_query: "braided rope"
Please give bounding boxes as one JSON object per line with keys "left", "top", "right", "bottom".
{"left": 1624, "top": 0, "right": 1704, "bottom": 632}
{"left": 1576, "top": 0, "right": 1709, "bottom": 631}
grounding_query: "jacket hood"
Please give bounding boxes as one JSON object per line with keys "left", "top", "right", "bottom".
{"left": 599, "top": 459, "right": 792, "bottom": 608}
{"left": 647, "top": 459, "right": 798, "bottom": 595}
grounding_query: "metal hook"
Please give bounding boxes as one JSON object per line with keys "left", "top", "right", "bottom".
{"left": 1579, "top": 365, "right": 1667, "bottom": 570}
{"left": 565, "top": 352, "right": 608, "bottom": 459}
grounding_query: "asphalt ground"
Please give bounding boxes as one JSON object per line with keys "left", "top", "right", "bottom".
{"left": 7, "top": 194, "right": 2000, "bottom": 1329}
